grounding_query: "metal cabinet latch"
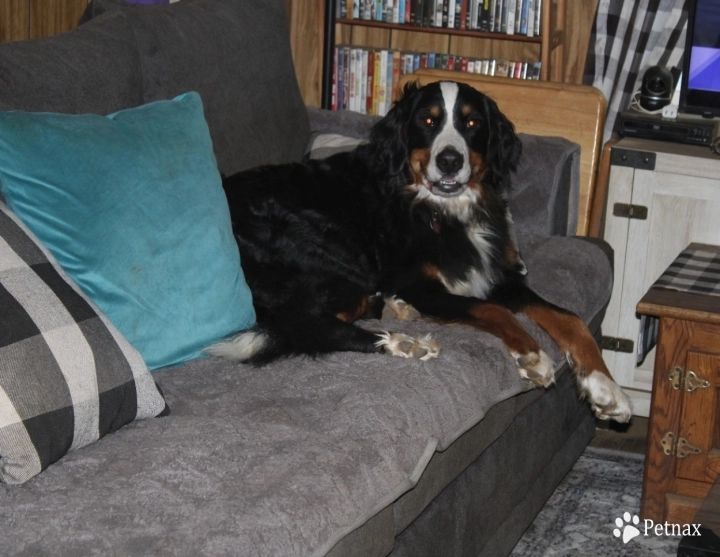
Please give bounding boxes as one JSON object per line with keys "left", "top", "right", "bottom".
{"left": 601, "top": 336, "right": 634, "bottom": 353}
{"left": 613, "top": 203, "right": 648, "bottom": 220}
{"left": 668, "top": 366, "right": 710, "bottom": 392}
{"left": 685, "top": 371, "right": 710, "bottom": 392}
{"left": 660, "top": 431, "right": 703, "bottom": 459}
{"left": 676, "top": 437, "right": 703, "bottom": 459}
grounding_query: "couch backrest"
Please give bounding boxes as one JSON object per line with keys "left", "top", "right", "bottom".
{"left": 0, "top": 11, "right": 144, "bottom": 116}
{"left": 0, "top": 0, "right": 310, "bottom": 176}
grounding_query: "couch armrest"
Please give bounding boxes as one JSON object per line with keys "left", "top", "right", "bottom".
{"left": 510, "top": 134, "right": 581, "bottom": 237}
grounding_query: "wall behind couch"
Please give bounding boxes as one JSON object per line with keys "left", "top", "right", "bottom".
{"left": 0, "top": 0, "right": 89, "bottom": 42}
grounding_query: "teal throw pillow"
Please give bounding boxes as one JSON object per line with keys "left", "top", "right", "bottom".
{"left": 0, "top": 92, "right": 255, "bottom": 369}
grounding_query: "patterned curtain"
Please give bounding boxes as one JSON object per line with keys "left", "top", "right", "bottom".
{"left": 583, "top": 0, "right": 689, "bottom": 144}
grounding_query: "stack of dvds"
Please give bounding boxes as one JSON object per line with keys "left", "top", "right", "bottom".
{"left": 337, "top": 0, "right": 542, "bottom": 37}
{"left": 332, "top": 46, "right": 541, "bottom": 115}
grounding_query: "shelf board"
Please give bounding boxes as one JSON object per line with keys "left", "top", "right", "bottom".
{"left": 336, "top": 18, "right": 543, "bottom": 43}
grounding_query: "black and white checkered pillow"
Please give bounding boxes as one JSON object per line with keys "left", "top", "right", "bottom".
{"left": 0, "top": 202, "right": 168, "bottom": 484}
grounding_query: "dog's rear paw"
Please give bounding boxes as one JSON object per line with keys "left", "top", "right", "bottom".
{"left": 515, "top": 350, "right": 555, "bottom": 388}
{"left": 578, "top": 371, "right": 633, "bottom": 423}
{"left": 381, "top": 296, "right": 422, "bottom": 321}
{"left": 376, "top": 332, "right": 440, "bottom": 361}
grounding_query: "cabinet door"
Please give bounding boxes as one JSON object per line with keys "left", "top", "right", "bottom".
{"left": 601, "top": 165, "right": 634, "bottom": 384}
{"left": 642, "top": 320, "right": 720, "bottom": 524}
{"left": 604, "top": 166, "right": 720, "bottom": 417}
{"left": 676, "top": 343, "right": 720, "bottom": 485}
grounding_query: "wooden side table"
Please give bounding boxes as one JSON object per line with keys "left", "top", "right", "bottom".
{"left": 638, "top": 243, "right": 720, "bottom": 525}
{"left": 677, "top": 475, "right": 720, "bottom": 556}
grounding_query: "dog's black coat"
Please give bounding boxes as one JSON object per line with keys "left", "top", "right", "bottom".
{"left": 221, "top": 80, "right": 538, "bottom": 362}
{"left": 218, "top": 80, "right": 633, "bottom": 422}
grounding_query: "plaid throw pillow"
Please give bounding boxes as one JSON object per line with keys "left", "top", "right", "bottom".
{"left": 0, "top": 203, "right": 168, "bottom": 484}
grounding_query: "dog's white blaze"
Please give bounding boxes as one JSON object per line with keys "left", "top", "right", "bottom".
{"left": 425, "top": 82, "right": 471, "bottom": 185}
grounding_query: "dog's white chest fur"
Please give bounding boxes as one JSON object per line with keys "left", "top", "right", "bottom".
{"left": 436, "top": 223, "right": 497, "bottom": 299}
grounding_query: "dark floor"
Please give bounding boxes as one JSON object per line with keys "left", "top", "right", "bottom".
{"left": 590, "top": 416, "right": 648, "bottom": 455}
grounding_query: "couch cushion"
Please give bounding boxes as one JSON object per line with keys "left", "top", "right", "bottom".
{"left": 0, "top": 202, "right": 168, "bottom": 484}
{"left": 0, "top": 92, "right": 256, "bottom": 370}
{"left": 84, "top": 0, "right": 311, "bottom": 176}
{"left": 0, "top": 231, "right": 611, "bottom": 553}
{"left": 0, "top": 10, "right": 143, "bottom": 115}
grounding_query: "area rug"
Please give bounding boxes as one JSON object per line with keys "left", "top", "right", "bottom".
{"left": 510, "top": 446, "right": 683, "bottom": 557}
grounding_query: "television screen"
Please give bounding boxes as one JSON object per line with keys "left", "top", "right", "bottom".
{"left": 680, "top": 0, "right": 720, "bottom": 117}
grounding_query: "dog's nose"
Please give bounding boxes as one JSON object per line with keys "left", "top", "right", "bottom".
{"left": 436, "top": 148, "right": 463, "bottom": 175}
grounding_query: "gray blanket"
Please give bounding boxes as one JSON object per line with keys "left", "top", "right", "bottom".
{"left": 1, "top": 233, "right": 611, "bottom": 557}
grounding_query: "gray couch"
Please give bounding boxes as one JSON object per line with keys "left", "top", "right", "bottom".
{"left": 0, "top": 0, "right": 611, "bottom": 555}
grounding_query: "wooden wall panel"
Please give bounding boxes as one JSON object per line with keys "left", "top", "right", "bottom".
{"left": 391, "top": 29, "right": 448, "bottom": 53}
{"left": 287, "top": 0, "right": 325, "bottom": 107}
{"left": 345, "top": 25, "right": 391, "bottom": 49}
{"left": 450, "top": 35, "right": 540, "bottom": 62}
{"left": 1, "top": 0, "right": 30, "bottom": 42}
{"left": 29, "top": 0, "right": 88, "bottom": 40}
{"left": 564, "top": 0, "right": 598, "bottom": 84}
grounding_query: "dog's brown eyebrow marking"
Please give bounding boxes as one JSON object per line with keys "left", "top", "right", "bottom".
{"left": 430, "top": 106, "right": 442, "bottom": 118}
{"left": 461, "top": 105, "right": 472, "bottom": 116}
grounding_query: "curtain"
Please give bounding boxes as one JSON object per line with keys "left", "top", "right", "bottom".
{"left": 583, "top": 0, "right": 689, "bottom": 144}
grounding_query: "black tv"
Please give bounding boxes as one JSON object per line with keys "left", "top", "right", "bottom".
{"left": 680, "top": 0, "right": 720, "bottom": 118}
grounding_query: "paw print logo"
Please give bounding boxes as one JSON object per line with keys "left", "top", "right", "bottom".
{"left": 613, "top": 512, "right": 641, "bottom": 544}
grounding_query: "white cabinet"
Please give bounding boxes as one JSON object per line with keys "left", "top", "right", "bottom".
{"left": 601, "top": 138, "right": 720, "bottom": 417}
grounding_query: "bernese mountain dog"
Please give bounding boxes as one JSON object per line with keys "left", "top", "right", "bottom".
{"left": 210, "top": 80, "right": 632, "bottom": 423}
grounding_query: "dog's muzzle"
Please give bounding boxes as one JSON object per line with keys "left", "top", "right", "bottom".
{"left": 431, "top": 147, "right": 465, "bottom": 196}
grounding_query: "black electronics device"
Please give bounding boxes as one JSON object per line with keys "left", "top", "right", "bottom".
{"left": 619, "top": 110, "right": 718, "bottom": 146}
{"left": 679, "top": 0, "right": 720, "bottom": 118}
{"left": 640, "top": 66, "right": 675, "bottom": 111}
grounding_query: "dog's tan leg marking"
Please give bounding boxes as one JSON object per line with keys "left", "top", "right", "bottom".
{"left": 375, "top": 332, "right": 440, "bottom": 361}
{"left": 523, "top": 305, "right": 632, "bottom": 422}
{"left": 465, "top": 304, "right": 555, "bottom": 387}
{"left": 335, "top": 295, "right": 373, "bottom": 323}
{"left": 382, "top": 296, "right": 422, "bottom": 321}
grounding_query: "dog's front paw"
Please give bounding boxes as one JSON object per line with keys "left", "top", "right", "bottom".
{"left": 376, "top": 332, "right": 440, "bottom": 361}
{"left": 514, "top": 350, "right": 555, "bottom": 388}
{"left": 381, "top": 296, "right": 422, "bottom": 321}
{"left": 578, "top": 371, "right": 633, "bottom": 423}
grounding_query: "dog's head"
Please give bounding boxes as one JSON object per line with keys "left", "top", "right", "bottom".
{"left": 370, "top": 80, "right": 522, "bottom": 204}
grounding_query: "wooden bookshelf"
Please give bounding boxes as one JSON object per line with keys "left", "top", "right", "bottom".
{"left": 335, "top": 17, "right": 544, "bottom": 42}
{"left": 322, "top": 0, "right": 567, "bottom": 108}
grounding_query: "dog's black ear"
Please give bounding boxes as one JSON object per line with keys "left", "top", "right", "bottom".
{"left": 484, "top": 96, "right": 522, "bottom": 195}
{"left": 369, "top": 82, "right": 419, "bottom": 176}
